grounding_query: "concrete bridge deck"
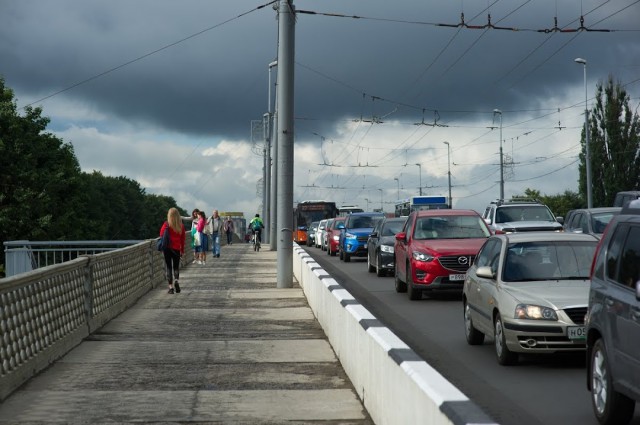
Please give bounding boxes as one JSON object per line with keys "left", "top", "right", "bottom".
{"left": 0, "top": 244, "right": 371, "bottom": 424}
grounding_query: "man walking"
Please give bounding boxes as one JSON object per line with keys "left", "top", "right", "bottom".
{"left": 208, "top": 209, "right": 223, "bottom": 258}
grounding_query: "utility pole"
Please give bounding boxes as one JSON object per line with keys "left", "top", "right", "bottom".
{"left": 443, "top": 141, "right": 452, "bottom": 208}
{"left": 493, "top": 109, "right": 504, "bottom": 200}
{"left": 575, "top": 58, "right": 592, "bottom": 208}
{"left": 276, "top": 0, "right": 295, "bottom": 288}
{"left": 265, "top": 60, "right": 277, "bottom": 246}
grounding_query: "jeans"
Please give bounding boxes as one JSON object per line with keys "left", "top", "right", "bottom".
{"left": 211, "top": 232, "right": 220, "bottom": 256}
{"left": 226, "top": 230, "right": 233, "bottom": 244}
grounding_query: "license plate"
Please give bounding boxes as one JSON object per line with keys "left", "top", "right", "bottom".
{"left": 449, "top": 274, "right": 466, "bottom": 281}
{"left": 567, "top": 326, "right": 586, "bottom": 340}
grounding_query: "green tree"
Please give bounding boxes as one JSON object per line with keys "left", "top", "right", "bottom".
{"left": 518, "top": 188, "right": 583, "bottom": 220}
{"left": 0, "top": 77, "right": 82, "bottom": 245}
{"left": 579, "top": 76, "right": 640, "bottom": 206}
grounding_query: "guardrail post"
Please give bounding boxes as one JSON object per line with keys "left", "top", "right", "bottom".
{"left": 83, "top": 256, "right": 94, "bottom": 324}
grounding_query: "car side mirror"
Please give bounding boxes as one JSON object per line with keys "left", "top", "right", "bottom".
{"left": 484, "top": 218, "right": 492, "bottom": 225}
{"left": 636, "top": 280, "right": 640, "bottom": 301}
{"left": 370, "top": 231, "right": 378, "bottom": 237}
{"left": 476, "top": 266, "right": 496, "bottom": 280}
{"left": 556, "top": 217, "right": 564, "bottom": 224}
{"left": 395, "top": 232, "right": 407, "bottom": 242}
{"left": 337, "top": 224, "right": 345, "bottom": 229}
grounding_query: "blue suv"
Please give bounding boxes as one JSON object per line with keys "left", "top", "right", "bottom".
{"left": 339, "top": 212, "right": 384, "bottom": 262}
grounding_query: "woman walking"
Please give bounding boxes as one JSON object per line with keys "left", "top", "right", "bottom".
{"left": 160, "top": 207, "right": 186, "bottom": 294}
{"left": 195, "top": 210, "right": 208, "bottom": 264}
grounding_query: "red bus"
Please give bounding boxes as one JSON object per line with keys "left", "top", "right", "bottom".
{"left": 293, "top": 201, "right": 339, "bottom": 244}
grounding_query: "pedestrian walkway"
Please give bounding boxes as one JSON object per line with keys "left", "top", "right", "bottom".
{"left": 0, "top": 244, "right": 371, "bottom": 424}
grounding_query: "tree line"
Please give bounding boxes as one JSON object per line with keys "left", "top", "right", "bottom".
{"left": 0, "top": 78, "right": 186, "bottom": 277}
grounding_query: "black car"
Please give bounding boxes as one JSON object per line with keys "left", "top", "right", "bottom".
{"left": 366, "top": 216, "right": 407, "bottom": 277}
{"left": 586, "top": 200, "right": 640, "bottom": 425}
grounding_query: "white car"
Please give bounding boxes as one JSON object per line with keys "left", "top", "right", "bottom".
{"left": 315, "top": 219, "right": 328, "bottom": 248}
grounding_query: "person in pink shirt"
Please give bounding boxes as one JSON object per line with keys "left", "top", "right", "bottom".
{"left": 195, "top": 210, "right": 208, "bottom": 265}
{"left": 159, "top": 207, "right": 186, "bottom": 294}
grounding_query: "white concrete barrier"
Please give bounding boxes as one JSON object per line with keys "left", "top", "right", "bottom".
{"left": 293, "top": 245, "right": 498, "bottom": 425}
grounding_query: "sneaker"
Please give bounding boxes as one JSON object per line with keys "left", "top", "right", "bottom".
{"left": 174, "top": 281, "right": 181, "bottom": 293}
{"left": 168, "top": 288, "right": 175, "bottom": 294}
{"left": 216, "top": 254, "right": 220, "bottom": 258}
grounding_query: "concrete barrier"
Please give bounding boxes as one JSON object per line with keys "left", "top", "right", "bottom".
{"left": 293, "top": 245, "right": 498, "bottom": 425}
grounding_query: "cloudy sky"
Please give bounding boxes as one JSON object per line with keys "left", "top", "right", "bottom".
{"left": 2, "top": 0, "right": 639, "bottom": 219}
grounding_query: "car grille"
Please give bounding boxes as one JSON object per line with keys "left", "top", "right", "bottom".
{"left": 507, "top": 227, "right": 560, "bottom": 232}
{"left": 438, "top": 255, "right": 475, "bottom": 273}
{"left": 516, "top": 335, "right": 586, "bottom": 350}
{"left": 563, "top": 307, "right": 588, "bottom": 325}
{"left": 356, "top": 236, "right": 368, "bottom": 243}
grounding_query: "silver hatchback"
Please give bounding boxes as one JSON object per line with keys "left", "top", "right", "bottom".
{"left": 463, "top": 232, "right": 598, "bottom": 365}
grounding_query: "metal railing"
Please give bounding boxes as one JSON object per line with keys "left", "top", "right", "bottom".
{"left": 0, "top": 237, "right": 194, "bottom": 401}
{"left": 4, "top": 240, "right": 145, "bottom": 277}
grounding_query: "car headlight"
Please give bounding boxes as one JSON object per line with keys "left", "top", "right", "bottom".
{"left": 514, "top": 304, "right": 558, "bottom": 321}
{"left": 412, "top": 251, "right": 434, "bottom": 262}
{"left": 345, "top": 232, "right": 356, "bottom": 239}
{"left": 381, "top": 245, "right": 394, "bottom": 253}
{"left": 333, "top": 235, "right": 340, "bottom": 241}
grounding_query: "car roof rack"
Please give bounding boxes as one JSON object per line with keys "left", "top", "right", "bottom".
{"left": 490, "top": 197, "right": 540, "bottom": 206}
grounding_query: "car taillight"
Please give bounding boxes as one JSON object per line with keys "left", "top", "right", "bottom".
{"left": 590, "top": 221, "right": 612, "bottom": 278}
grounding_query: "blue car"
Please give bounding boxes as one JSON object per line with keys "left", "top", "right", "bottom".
{"left": 339, "top": 212, "right": 385, "bottom": 262}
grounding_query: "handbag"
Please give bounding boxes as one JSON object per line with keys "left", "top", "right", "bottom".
{"left": 194, "top": 231, "right": 202, "bottom": 247}
{"left": 156, "top": 223, "right": 170, "bottom": 251}
{"left": 203, "top": 218, "right": 212, "bottom": 235}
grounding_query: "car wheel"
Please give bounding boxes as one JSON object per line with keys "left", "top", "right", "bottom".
{"left": 327, "top": 244, "right": 331, "bottom": 256}
{"left": 590, "top": 338, "right": 635, "bottom": 425}
{"left": 367, "top": 253, "right": 375, "bottom": 272}
{"left": 464, "top": 301, "right": 485, "bottom": 345}
{"left": 395, "top": 266, "right": 407, "bottom": 293}
{"left": 330, "top": 246, "right": 336, "bottom": 257}
{"left": 494, "top": 313, "right": 518, "bottom": 365}
{"left": 376, "top": 253, "right": 385, "bottom": 277}
{"left": 407, "top": 263, "right": 422, "bottom": 301}
{"left": 344, "top": 252, "right": 351, "bottom": 263}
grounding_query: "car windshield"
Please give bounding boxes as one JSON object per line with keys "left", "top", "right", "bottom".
{"left": 496, "top": 206, "right": 555, "bottom": 223}
{"left": 347, "top": 215, "right": 382, "bottom": 229}
{"left": 591, "top": 212, "right": 617, "bottom": 234}
{"left": 503, "top": 241, "right": 597, "bottom": 282}
{"left": 413, "top": 216, "right": 490, "bottom": 240}
{"left": 382, "top": 220, "right": 405, "bottom": 236}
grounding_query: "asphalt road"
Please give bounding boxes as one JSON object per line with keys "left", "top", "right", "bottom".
{"left": 301, "top": 245, "right": 640, "bottom": 425}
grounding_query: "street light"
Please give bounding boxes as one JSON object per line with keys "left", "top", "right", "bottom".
{"left": 364, "top": 198, "right": 369, "bottom": 211}
{"left": 575, "top": 57, "right": 593, "bottom": 208}
{"left": 394, "top": 177, "right": 400, "bottom": 200}
{"left": 377, "top": 188, "right": 383, "bottom": 211}
{"left": 415, "top": 163, "right": 422, "bottom": 196}
{"left": 443, "top": 141, "right": 452, "bottom": 208}
{"left": 493, "top": 109, "right": 504, "bottom": 200}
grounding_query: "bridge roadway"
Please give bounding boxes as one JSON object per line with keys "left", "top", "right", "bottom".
{"left": 0, "top": 244, "right": 371, "bottom": 424}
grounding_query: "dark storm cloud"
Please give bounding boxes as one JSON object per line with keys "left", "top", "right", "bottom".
{"left": 1, "top": 0, "right": 638, "bottom": 141}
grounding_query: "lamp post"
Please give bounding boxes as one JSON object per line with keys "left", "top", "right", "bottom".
{"left": 493, "top": 109, "right": 504, "bottom": 200}
{"left": 364, "top": 198, "right": 369, "bottom": 211}
{"left": 443, "top": 141, "right": 452, "bottom": 208}
{"left": 394, "top": 177, "right": 400, "bottom": 200}
{"left": 575, "top": 58, "right": 593, "bottom": 208}
{"left": 377, "top": 188, "right": 383, "bottom": 211}
{"left": 415, "top": 163, "right": 422, "bottom": 196}
{"left": 268, "top": 60, "right": 278, "bottom": 249}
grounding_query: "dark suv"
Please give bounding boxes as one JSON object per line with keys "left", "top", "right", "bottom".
{"left": 482, "top": 198, "right": 563, "bottom": 233}
{"left": 586, "top": 200, "right": 640, "bottom": 425}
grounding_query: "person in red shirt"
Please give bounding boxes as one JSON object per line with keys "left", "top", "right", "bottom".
{"left": 159, "top": 207, "right": 186, "bottom": 294}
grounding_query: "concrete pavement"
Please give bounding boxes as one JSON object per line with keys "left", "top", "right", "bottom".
{"left": 0, "top": 243, "right": 371, "bottom": 424}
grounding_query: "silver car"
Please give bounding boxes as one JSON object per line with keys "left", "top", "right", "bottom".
{"left": 463, "top": 232, "right": 599, "bottom": 365}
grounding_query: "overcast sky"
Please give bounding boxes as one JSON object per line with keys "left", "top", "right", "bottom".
{"left": 2, "top": 0, "right": 639, "bottom": 219}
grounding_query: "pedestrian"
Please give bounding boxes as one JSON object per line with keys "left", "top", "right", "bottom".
{"left": 195, "top": 210, "right": 208, "bottom": 265}
{"left": 190, "top": 209, "right": 200, "bottom": 264}
{"left": 160, "top": 207, "right": 186, "bottom": 294}
{"left": 208, "top": 209, "right": 222, "bottom": 257}
{"left": 224, "top": 216, "right": 235, "bottom": 245}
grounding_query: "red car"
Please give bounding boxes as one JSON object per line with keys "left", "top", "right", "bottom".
{"left": 326, "top": 216, "right": 346, "bottom": 257}
{"left": 394, "top": 209, "right": 491, "bottom": 300}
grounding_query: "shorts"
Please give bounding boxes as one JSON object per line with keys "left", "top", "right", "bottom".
{"left": 195, "top": 233, "right": 209, "bottom": 253}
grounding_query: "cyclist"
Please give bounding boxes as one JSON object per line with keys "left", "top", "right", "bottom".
{"left": 248, "top": 214, "right": 265, "bottom": 243}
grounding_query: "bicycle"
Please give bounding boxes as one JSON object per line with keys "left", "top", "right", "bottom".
{"left": 252, "top": 230, "right": 261, "bottom": 252}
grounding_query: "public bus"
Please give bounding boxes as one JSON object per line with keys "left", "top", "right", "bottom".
{"left": 394, "top": 195, "right": 450, "bottom": 217}
{"left": 293, "top": 201, "right": 339, "bottom": 244}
